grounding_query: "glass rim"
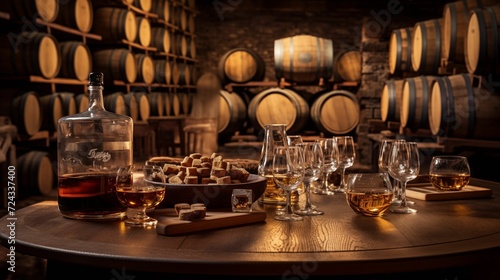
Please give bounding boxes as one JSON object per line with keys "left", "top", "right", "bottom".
{"left": 431, "top": 155, "right": 468, "bottom": 160}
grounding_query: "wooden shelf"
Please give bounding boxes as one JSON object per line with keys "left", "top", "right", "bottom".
{"left": 29, "top": 76, "right": 88, "bottom": 85}
{"left": 35, "top": 18, "right": 102, "bottom": 41}
{"left": 121, "top": 39, "right": 157, "bottom": 52}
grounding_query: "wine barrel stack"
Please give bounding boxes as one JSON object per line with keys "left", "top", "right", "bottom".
{"left": 0, "top": 0, "right": 198, "bottom": 198}
{"left": 384, "top": 0, "right": 500, "bottom": 142}
{"left": 215, "top": 33, "right": 362, "bottom": 139}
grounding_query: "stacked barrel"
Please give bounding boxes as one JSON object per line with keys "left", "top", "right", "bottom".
{"left": 215, "top": 34, "right": 361, "bottom": 138}
{"left": 383, "top": 0, "right": 500, "bottom": 141}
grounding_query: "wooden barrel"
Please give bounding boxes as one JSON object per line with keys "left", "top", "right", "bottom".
{"left": 181, "top": 92, "right": 193, "bottom": 115}
{"left": 380, "top": 79, "right": 405, "bottom": 122}
{"left": 17, "top": 151, "right": 54, "bottom": 198}
{"left": 75, "top": 93, "right": 88, "bottom": 113}
{"left": 219, "top": 90, "right": 247, "bottom": 137}
{"left": 389, "top": 27, "right": 413, "bottom": 75}
{"left": 274, "top": 34, "right": 333, "bottom": 84}
{"left": 39, "top": 93, "right": 64, "bottom": 132}
{"left": 135, "top": 54, "right": 155, "bottom": 84}
{"left": 147, "top": 92, "right": 164, "bottom": 116}
{"left": 172, "top": 6, "right": 187, "bottom": 31}
{"left": 173, "top": 34, "right": 187, "bottom": 57}
{"left": 442, "top": 0, "right": 498, "bottom": 64}
{"left": 171, "top": 63, "right": 180, "bottom": 85}
{"left": 92, "top": 8, "right": 137, "bottom": 42}
{"left": 104, "top": 92, "right": 126, "bottom": 115}
{"left": 154, "top": 0, "right": 171, "bottom": 22}
{"left": 177, "top": 63, "right": 191, "bottom": 86}
{"left": 172, "top": 92, "right": 181, "bottom": 116}
{"left": 55, "top": 0, "right": 93, "bottom": 33}
{"left": 190, "top": 64, "right": 198, "bottom": 85}
{"left": 465, "top": 4, "right": 500, "bottom": 76}
{"left": 124, "top": 92, "right": 139, "bottom": 121}
{"left": 10, "top": 91, "right": 42, "bottom": 136}
{"left": 134, "top": 0, "right": 152, "bottom": 12}
{"left": 310, "top": 90, "right": 360, "bottom": 136}
{"left": 186, "top": 36, "right": 196, "bottom": 59}
{"left": 400, "top": 75, "right": 436, "bottom": 130}
{"left": 333, "top": 50, "right": 362, "bottom": 82}
{"left": 0, "top": 32, "right": 61, "bottom": 79}
{"left": 218, "top": 48, "right": 266, "bottom": 84}
{"left": 135, "top": 16, "right": 151, "bottom": 47}
{"left": 411, "top": 18, "right": 443, "bottom": 74}
{"left": 163, "top": 92, "right": 173, "bottom": 116}
{"left": 151, "top": 27, "right": 170, "bottom": 53}
{"left": 248, "top": 88, "right": 309, "bottom": 135}
{"left": 187, "top": 13, "right": 195, "bottom": 34}
{"left": 92, "top": 49, "right": 137, "bottom": 83}
{"left": 429, "top": 73, "right": 500, "bottom": 140}
{"left": 154, "top": 59, "right": 171, "bottom": 84}
{"left": 58, "top": 41, "right": 92, "bottom": 81}
{"left": 133, "top": 92, "right": 150, "bottom": 120}
{"left": 56, "top": 92, "right": 77, "bottom": 116}
{"left": 12, "top": 0, "right": 59, "bottom": 22}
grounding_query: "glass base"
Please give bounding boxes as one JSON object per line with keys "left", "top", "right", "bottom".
{"left": 124, "top": 215, "right": 158, "bottom": 227}
{"left": 390, "top": 206, "right": 417, "bottom": 214}
{"left": 313, "top": 187, "right": 335, "bottom": 195}
{"left": 274, "top": 213, "right": 303, "bottom": 222}
{"left": 295, "top": 208, "right": 324, "bottom": 216}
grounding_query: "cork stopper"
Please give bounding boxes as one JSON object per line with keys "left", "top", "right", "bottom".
{"left": 88, "top": 72, "right": 104, "bottom": 86}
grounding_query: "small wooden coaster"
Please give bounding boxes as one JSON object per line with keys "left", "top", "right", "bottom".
{"left": 405, "top": 185, "right": 493, "bottom": 201}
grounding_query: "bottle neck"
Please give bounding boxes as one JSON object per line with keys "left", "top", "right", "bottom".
{"left": 87, "top": 85, "right": 105, "bottom": 111}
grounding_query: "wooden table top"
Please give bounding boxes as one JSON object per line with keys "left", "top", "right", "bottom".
{"left": 1, "top": 178, "right": 500, "bottom": 277}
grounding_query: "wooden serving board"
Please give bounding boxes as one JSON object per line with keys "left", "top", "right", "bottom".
{"left": 154, "top": 209, "right": 267, "bottom": 236}
{"left": 406, "top": 185, "right": 493, "bottom": 201}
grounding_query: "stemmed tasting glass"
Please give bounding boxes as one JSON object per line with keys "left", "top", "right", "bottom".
{"left": 314, "top": 138, "right": 338, "bottom": 195}
{"left": 272, "top": 146, "right": 305, "bottom": 222}
{"left": 295, "top": 142, "right": 324, "bottom": 216}
{"left": 379, "top": 139, "right": 402, "bottom": 205}
{"left": 115, "top": 165, "right": 166, "bottom": 227}
{"left": 388, "top": 141, "right": 420, "bottom": 214}
{"left": 334, "top": 136, "right": 356, "bottom": 193}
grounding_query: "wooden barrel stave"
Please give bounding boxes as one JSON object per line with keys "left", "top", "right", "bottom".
{"left": 75, "top": 93, "right": 89, "bottom": 113}
{"left": 135, "top": 16, "right": 151, "bottom": 47}
{"left": 92, "top": 8, "right": 137, "bottom": 42}
{"left": 56, "top": 92, "right": 77, "bottom": 116}
{"left": 147, "top": 92, "right": 164, "bottom": 116}
{"left": 55, "top": 0, "right": 93, "bottom": 33}
{"left": 17, "top": 151, "right": 54, "bottom": 198}
{"left": 124, "top": 92, "right": 139, "bottom": 121}
{"left": 135, "top": 54, "right": 155, "bottom": 84}
{"left": 133, "top": 92, "right": 150, "bottom": 120}
{"left": 104, "top": 92, "right": 127, "bottom": 115}
{"left": 400, "top": 75, "right": 436, "bottom": 130}
{"left": 39, "top": 93, "right": 64, "bottom": 132}
{"left": 333, "top": 50, "right": 362, "bottom": 82}
{"left": 92, "top": 49, "right": 137, "bottom": 83}
{"left": 412, "top": 19, "right": 443, "bottom": 75}
{"left": 218, "top": 90, "right": 247, "bottom": 137}
{"left": 154, "top": 59, "right": 171, "bottom": 84}
{"left": 218, "top": 48, "right": 265, "bottom": 84}
{"left": 10, "top": 91, "right": 42, "bottom": 136}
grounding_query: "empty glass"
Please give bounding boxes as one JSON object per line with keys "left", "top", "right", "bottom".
{"left": 314, "top": 138, "right": 338, "bottom": 195}
{"left": 388, "top": 142, "right": 419, "bottom": 214}
{"left": 334, "top": 136, "right": 356, "bottom": 193}
{"left": 295, "top": 142, "right": 324, "bottom": 216}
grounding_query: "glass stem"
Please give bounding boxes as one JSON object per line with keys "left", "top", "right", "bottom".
{"left": 322, "top": 171, "right": 329, "bottom": 188}
{"left": 400, "top": 181, "right": 408, "bottom": 207}
{"left": 340, "top": 168, "right": 346, "bottom": 188}
{"left": 286, "top": 191, "right": 293, "bottom": 215}
{"left": 136, "top": 208, "right": 148, "bottom": 220}
{"left": 304, "top": 182, "right": 312, "bottom": 209}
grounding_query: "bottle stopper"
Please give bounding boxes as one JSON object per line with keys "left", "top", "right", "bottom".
{"left": 88, "top": 72, "right": 104, "bottom": 86}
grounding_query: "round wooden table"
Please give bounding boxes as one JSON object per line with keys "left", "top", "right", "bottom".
{"left": 1, "top": 178, "right": 500, "bottom": 279}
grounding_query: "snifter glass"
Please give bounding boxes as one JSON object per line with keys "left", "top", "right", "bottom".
{"left": 57, "top": 72, "right": 133, "bottom": 220}
{"left": 429, "top": 156, "right": 470, "bottom": 191}
{"left": 346, "top": 173, "right": 393, "bottom": 217}
{"left": 116, "top": 165, "right": 166, "bottom": 227}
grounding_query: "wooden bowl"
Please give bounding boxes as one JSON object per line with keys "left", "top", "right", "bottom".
{"left": 156, "top": 174, "right": 267, "bottom": 209}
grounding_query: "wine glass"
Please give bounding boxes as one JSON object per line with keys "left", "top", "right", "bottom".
{"left": 429, "top": 156, "right": 470, "bottom": 191}
{"left": 378, "top": 139, "right": 402, "bottom": 205}
{"left": 314, "top": 138, "right": 338, "bottom": 195}
{"left": 334, "top": 136, "right": 356, "bottom": 193}
{"left": 388, "top": 141, "right": 420, "bottom": 214}
{"left": 295, "top": 142, "right": 324, "bottom": 216}
{"left": 346, "top": 173, "right": 393, "bottom": 217}
{"left": 272, "top": 146, "right": 305, "bottom": 222}
{"left": 116, "top": 165, "right": 166, "bottom": 227}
